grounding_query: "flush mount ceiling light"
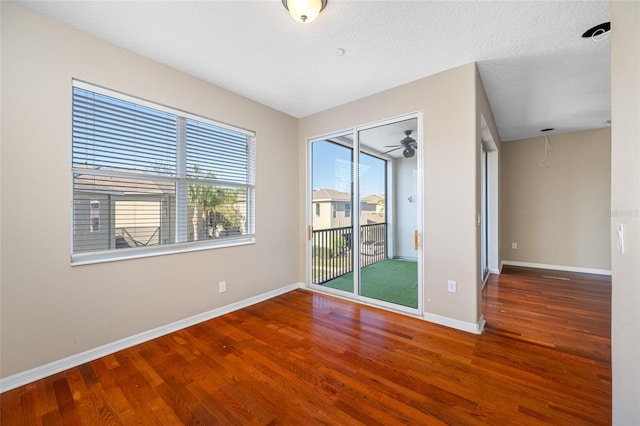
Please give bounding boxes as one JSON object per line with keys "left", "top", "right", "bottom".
{"left": 282, "top": 0, "right": 327, "bottom": 23}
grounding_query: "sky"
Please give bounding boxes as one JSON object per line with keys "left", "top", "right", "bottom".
{"left": 312, "top": 140, "right": 385, "bottom": 197}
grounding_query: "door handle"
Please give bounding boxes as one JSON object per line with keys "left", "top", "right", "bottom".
{"left": 414, "top": 230, "right": 419, "bottom": 251}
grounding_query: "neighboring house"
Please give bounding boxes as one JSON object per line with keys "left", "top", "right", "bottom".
{"left": 73, "top": 166, "right": 246, "bottom": 253}
{"left": 312, "top": 189, "right": 385, "bottom": 230}
{"left": 312, "top": 189, "right": 351, "bottom": 229}
{"left": 360, "top": 194, "right": 385, "bottom": 225}
{"left": 312, "top": 189, "right": 387, "bottom": 257}
{"left": 73, "top": 167, "right": 173, "bottom": 253}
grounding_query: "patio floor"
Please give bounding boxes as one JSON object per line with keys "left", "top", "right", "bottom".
{"left": 322, "top": 259, "right": 418, "bottom": 308}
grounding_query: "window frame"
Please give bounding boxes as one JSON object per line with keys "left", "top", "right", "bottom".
{"left": 71, "top": 80, "right": 256, "bottom": 266}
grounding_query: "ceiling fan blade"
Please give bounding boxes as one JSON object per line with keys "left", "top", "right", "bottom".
{"left": 383, "top": 144, "right": 400, "bottom": 148}
{"left": 382, "top": 146, "right": 403, "bottom": 154}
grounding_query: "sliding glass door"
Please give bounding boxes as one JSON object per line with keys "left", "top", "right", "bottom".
{"left": 310, "top": 136, "right": 354, "bottom": 294}
{"left": 358, "top": 119, "right": 419, "bottom": 309}
{"left": 308, "top": 115, "right": 422, "bottom": 314}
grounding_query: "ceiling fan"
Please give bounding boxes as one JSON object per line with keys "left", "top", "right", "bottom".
{"left": 383, "top": 130, "right": 417, "bottom": 158}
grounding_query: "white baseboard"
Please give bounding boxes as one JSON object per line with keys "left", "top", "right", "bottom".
{"left": 478, "top": 315, "right": 486, "bottom": 333}
{"left": 489, "top": 267, "right": 501, "bottom": 275}
{"left": 0, "top": 283, "right": 304, "bottom": 393}
{"left": 306, "top": 285, "right": 485, "bottom": 335}
{"left": 423, "top": 312, "right": 485, "bottom": 335}
{"left": 501, "top": 260, "right": 611, "bottom": 276}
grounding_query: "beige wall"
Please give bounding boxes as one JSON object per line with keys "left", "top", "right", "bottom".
{"left": 0, "top": 3, "right": 299, "bottom": 378}
{"left": 299, "top": 63, "right": 499, "bottom": 327}
{"left": 611, "top": 1, "right": 640, "bottom": 423}
{"left": 500, "top": 128, "right": 612, "bottom": 271}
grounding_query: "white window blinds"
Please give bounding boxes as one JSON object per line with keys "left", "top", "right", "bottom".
{"left": 72, "top": 81, "right": 255, "bottom": 263}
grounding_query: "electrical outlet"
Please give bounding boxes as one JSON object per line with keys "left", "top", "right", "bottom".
{"left": 219, "top": 281, "right": 226, "bottom": 293}
{"left": 447, "top": 280, "right": 457, "bottom": 293}
{"left": 512, "top": 242, "right": 518, "bottom": 249}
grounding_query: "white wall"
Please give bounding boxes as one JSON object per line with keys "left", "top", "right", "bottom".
{"left": 393, "top": 157, "right": 418, "bottom": 259}
{"left": 487, "top": 148, "right": 500, "bottom": 274}
{"left": 610, "top": 1, "right": 640, "bottom": 423}
{"left": 0, "top": 2, "right": 299, "bottom": 379}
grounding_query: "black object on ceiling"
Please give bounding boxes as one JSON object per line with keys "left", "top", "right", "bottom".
{"left": 383, "top": 130, "right": 417, "bottom": 158}
{"left": 582, "top": 22, "right": 610, "bottom": 38}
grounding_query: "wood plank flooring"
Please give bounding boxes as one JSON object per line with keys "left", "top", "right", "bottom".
{"left": 1, "top": 266, "right": 611, "bottom": 425}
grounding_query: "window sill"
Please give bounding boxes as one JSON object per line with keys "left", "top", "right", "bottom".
{"left": 70, "top": 236, "right": 255, "bottom": 266}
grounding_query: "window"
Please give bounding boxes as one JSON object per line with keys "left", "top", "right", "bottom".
{"left": 72, "top": 81, "right": 255, "bottom": 263}
{"left": 344, "top": 202, "right": 351, "bottom": 218}
{"left": 332, "top": 203, "right": 337, "bottom": 219}
{"left": 315, "top": 203, "right": 320, "bottom": 217}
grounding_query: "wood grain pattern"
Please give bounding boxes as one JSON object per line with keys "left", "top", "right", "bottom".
{"left": 1, "top": 266, "right": 611, "bottom": 425}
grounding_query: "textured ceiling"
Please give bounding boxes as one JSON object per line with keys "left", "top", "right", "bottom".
{"left": 16, "top": 0, "right": 611, "bottom": 142}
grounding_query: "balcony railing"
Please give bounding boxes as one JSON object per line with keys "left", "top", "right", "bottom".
{"left": 115, "top": 226, "right": 161, "bottom": 249}
{"left": 312, "top": 223, "right": 387, "bottom": 285}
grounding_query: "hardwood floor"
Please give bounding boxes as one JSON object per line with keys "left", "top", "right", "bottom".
{"left": 1, "top": 266, "right": 611, "bottom": 425}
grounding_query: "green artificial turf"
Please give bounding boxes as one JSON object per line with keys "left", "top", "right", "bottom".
{"left": 323, "top": 259, "right": 418, "bottom": 308}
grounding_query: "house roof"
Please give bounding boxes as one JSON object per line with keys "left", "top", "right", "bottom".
{"left": 313, "top": 189, "right": 384, "bottom": 205}
{"left": 312, "top": 189, "right": 350, "bottom": 202}
{"left": 364, "top": 213, "right": 386, "bottom": 225}
{"left": 73, "top": 166, "right": 172, "bottom": 196}
{"left": 361, "top": 194, "right": 384, "bottom": 205}
{"left": 73, "top": 165, "right": 247, "bottom": 203}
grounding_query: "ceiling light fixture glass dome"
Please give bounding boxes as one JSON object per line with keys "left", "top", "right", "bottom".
{"left": 282, "top": 0, "right": 327, "bottom": 23}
